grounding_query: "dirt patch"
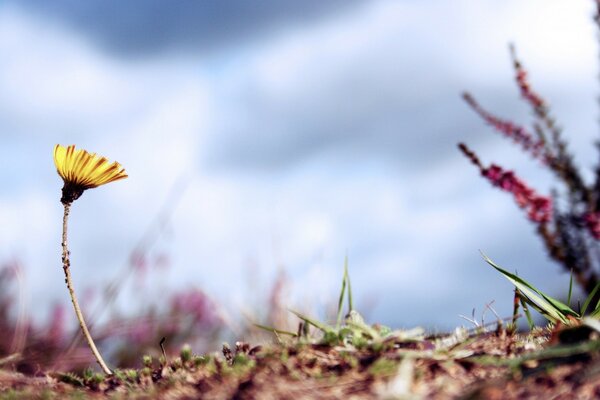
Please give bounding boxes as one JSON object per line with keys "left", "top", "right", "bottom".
{"left": 1, "top": 325, "right": 600, "bottom": 399}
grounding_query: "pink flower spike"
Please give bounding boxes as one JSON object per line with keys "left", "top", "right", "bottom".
{"left": 510, "top": 45, "right": 546, "bottom": 111}
{"left": 481, "top": 163, "right": 552, "bottom": 224}
{"left": 463, "top": 93, "right": 545, "bottom": 161}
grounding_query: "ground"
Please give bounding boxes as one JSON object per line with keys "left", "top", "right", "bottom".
{"left": 1, "top": 321, "right": 600, "bottom": 399}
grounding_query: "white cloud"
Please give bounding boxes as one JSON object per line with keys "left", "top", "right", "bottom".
{"left": 0, "top": 6, "right": 133, "bottom": 129}
{"left": 0, "top": 0, "right": 594, "bottom": 331}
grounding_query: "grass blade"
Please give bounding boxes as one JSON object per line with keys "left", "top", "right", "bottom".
{"left": 590, "top": 304, "right": 600, "bottom": 318}
{"left": 567, "top": 268, "right": 573, "bottom": 307}
{"left": 511, "top": 287, "right": 520, "bottom": 327}
{"left": 253, "top": 323, "right": 298, "bottom": 337}
{"left": 290, "top": 309, "right": 334, "bottom": 334}
{"left": 518, "top": 290, "right": 535, "bottom": 330}
{"left": 481, "top": 253, "right": 576, "bottom": 324}
{"left": 336, "top": 258, "right": 348, "bottom": 329}
{"left": 580, "top": 281, "right": 600, "bottom": 316}
{"left": 346, "top": 256, "right": 354, "bottom": 312}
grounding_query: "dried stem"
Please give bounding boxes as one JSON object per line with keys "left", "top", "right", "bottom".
{"left": 61, "top": 203, "right": 112, "bottom": 375}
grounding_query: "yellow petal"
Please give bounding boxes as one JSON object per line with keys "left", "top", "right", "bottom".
{"left": 53, "top": 144, "right": 128, "bottom": 189}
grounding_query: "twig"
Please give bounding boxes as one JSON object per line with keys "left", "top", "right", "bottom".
{"left": 160, "top": 337, "right": 168, "bottom": 366}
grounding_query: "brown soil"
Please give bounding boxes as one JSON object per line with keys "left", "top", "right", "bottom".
{"left": 1, "top": 326, "right": 600, "bottom": 399}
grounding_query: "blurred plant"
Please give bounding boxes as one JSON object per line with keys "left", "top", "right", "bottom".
{"left": 0, "top": 263, "right": 65, "bottom": 374}
{"left": 459, "top": 4, "right": 600, "bottom": 297}
{"left": 0, "top": 259, "right": 229, "bottom": 374}
{"left": 105, "top": 287, "right": 225, "bottom": 368}
{"left": 53, "top": 144, "right": 128, "bottom": 375}
{"left": 256, "top": 260, "right": 424, "bottom": 350}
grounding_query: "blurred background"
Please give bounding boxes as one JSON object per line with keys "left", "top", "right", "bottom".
{"left": 1, "top": 0, "right": 599, "bottom": 369}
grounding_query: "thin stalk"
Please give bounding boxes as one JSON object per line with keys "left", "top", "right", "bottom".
{"left": 345, "top": 258, "right": 353, "bottom": 312}
{"left": 335, "top": 266, "right": 347, "bottom": 329}
{"left": 511, "top": 286, "right": 520, "bottom": 328}
{"left": 61, "top": 203, "right": 112, "bottom": 375}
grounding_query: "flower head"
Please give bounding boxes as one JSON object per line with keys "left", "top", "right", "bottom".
{"left": 54, "top": 144, "right": 127, "bottom": 204}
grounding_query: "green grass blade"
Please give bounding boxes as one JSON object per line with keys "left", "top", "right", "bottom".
{"left": 469, "top": 339, "right": 600, "bottom": 367}
{"left": 593, "top": 297, "right": 600, "bottom": 317}
{"left": 253, "top": 323, "right": 298, "bottom": 337}
{"left": 336, "top": 258, "right": 348, "bottom": 329}
{"left": 290, "top": 309, "right": 334, "bottom": 334}
{"left": 580, "top": 281, "right": 600, "bottom": 316}
{"left": 567, "top": 268, "right": 573, "bottom": 307}
{"left": 590, "top": 303, "right": 600, "bottom": 318}
{"left": 346, "top": 256, "right": 353, "bottom": 312}
{"left": 511, "top": 287, "right": 520, "bottom": 327}
{"left": 518, "top": 290, "right": 535, "bottom": 330}
{"left": 481, "top": 253, "right": 576, "bottom": 323}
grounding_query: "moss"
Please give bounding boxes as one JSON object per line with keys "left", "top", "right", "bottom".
{"left": 368, "top": 357, "right": 398, "bottom": 376}
{"left": 142, "top": 355, "right": 153, "bottom": 368}
{"left": 180, "top": 345, "right": 192, "bottom": 363}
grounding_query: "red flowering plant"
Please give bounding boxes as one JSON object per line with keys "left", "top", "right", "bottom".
{"left": 460, "top": 3, "right": 600, "bottom": 298}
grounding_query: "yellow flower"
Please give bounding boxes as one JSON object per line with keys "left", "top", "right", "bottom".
{"left": 54, "top": 144, "right": 127, "bottom": 204}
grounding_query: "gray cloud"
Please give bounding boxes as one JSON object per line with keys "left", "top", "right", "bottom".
{"left": 9, "top": 0, "right": 364, "bottom": 57}
{"left": 205, "top": 81, "right": 521, "bottom": 173}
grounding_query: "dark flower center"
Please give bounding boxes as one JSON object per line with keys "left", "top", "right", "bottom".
{"left": 61, "top": 182, "right": 86, "bottom": 205}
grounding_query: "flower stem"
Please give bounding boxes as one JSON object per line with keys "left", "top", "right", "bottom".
{"left": 61, "top": 203, "right": 112, "bottom": 375}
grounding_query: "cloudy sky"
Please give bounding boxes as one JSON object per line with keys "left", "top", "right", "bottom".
{"left": 0, "top": 0, "right": 598, "bottom": 332}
